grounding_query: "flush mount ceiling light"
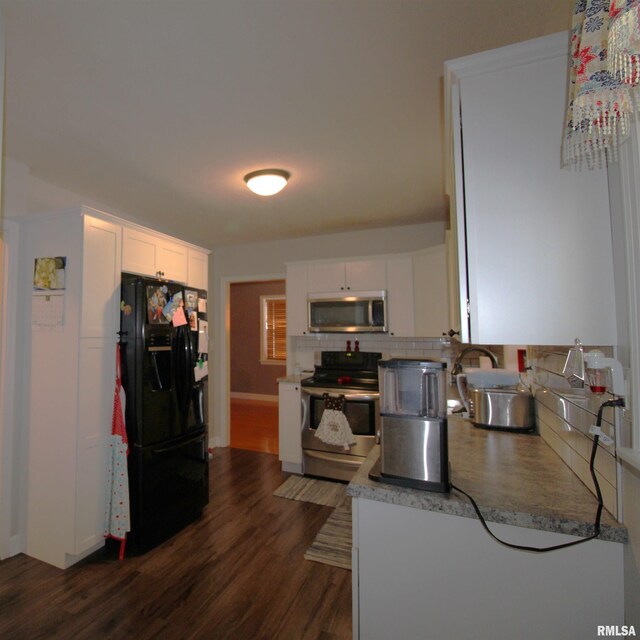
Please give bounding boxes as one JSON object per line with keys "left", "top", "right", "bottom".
{"left": 244, "top": 168, "right": 290, "bottom": 196}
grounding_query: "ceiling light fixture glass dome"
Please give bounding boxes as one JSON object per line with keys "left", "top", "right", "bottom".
{"left": 244, "top": 168, "right": 290, "bottom": 196}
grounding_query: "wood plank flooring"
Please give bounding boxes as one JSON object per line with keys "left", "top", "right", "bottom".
{"left": 230, "top": 398, "right": 279, "bottom": 455}
{"left": 0, "top": 448, "right": 352, "bottom": 640}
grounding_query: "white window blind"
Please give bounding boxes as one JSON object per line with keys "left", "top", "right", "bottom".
{"left": 261, "top": 295, "right": 286, "bottom": 363}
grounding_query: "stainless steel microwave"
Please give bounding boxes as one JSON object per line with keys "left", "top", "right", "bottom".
{"left": 307, "top": 291, "right": 387, "bottom": 333}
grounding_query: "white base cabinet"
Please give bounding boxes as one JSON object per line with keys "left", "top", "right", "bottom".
{"left": 278, "top": 380, "right": 303, "bottom": 474}
{"left": 353, "top": 497, "right": 624, "bottom": 640}
{"left": 445, "top": 33, "right": 616, "bottom": 345}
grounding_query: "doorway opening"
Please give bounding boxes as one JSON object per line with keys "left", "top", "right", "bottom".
{"left": 229, "top": 279, "right": 286, "bottom": 454}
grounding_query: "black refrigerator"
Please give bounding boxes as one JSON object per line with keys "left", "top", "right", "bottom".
{"left": 120, "top": 273, "right": 209, "bottom": 553}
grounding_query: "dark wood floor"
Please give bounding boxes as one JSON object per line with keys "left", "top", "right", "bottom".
{"left": 230, "top": 398, "right": 279, "bottom": 455}
{"left": 0, "top": 448, "right": 352, "bottom": 640}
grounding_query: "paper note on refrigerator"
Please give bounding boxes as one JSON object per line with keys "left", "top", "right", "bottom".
{"left": 194, "top": 359, "right": 208, "bottom": 381}
{"left": 172, "top": 306, "right": 188, "bottom": 327}
{"left": 198, "top": 298, "right": 207, "bottom": 313}
{"left": 198, "top": 319, "right": 208, "bottom": 353}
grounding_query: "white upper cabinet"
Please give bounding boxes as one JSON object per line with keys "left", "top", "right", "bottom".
{"left": 81, "top": 215, "right": 122, "bottom": 338}
{"left": 385, "top": 256, "right": 415, "bottom": 337}
{"left": 286, "top": 263, "right": 309, "bottom": 336}
{"left": 188, "top": 248, "right": 208, "bottom": 290}
{"left": 122, "top": 227, "right": 159, "bottom": 276}
{"left": 157, "top": 239, "right": 188, "bottom": 283}
{"left": 287, "top": 251, "right": 450, "bottom": 339}
{"left": 306, "top": 259, "right": 386, "bottom": 293}
{"left": 122, "top": 227, "right": 196, "bottom": 284}
{"left": 412, "top": 245, "right": 450, "bottom": 338}
{"left": 445, "top": 33, "right": 616, "bottom": 346}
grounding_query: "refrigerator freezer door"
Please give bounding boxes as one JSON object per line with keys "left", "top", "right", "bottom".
{"left": 128, "top": 430, "right": 209, "bottom": 553}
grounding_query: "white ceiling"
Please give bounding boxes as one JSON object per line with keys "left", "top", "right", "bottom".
{"left": 0, "top": 0, "right": 572, "bottom": 247}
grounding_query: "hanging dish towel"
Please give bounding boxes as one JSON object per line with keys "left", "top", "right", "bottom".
{"left": 315, "top": 393, "right": 356, "bottom": 451}
{"left": 104, "top": 344, "right": 131, "bottom": 560}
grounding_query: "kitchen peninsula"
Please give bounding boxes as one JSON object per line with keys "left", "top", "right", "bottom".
{"left": 348, "top": 417, "right": 627, "bottom": 640}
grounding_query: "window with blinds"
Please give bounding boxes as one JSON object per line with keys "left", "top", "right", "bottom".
{"left": 261, "top": 295, "right": 287, "bottom": 363}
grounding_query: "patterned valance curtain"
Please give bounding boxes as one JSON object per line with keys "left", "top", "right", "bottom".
{"left": 564, "top": 0, "right": 640, "bottom": 169}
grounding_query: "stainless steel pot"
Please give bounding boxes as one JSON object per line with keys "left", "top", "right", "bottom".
{"left": 470, "top": 387, "right": 535, "bottom": 431}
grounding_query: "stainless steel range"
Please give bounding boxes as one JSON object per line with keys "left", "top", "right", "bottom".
{"left": 301, "top": 351, "right": 381, "bottom": 482}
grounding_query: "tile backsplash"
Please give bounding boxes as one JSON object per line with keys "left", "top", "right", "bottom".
{"left": 290, "top": 334, "right": 506, "bottom": 374}
{"left": 530, "top": 345, "right": 626, "bottom": 519}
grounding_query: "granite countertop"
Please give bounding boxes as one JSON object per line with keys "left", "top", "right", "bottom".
{"left": 348, "top": 417, "right": 628, "bottom": 544}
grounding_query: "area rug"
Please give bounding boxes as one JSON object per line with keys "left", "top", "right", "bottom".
{"left": 273, "top": 474, "right": 347, "bottom": 508}
{"left": 274, "top": 475, "right": 352, "bottom": 570}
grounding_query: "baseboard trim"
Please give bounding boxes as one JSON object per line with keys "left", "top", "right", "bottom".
{"left": 230, "top": 392, "right": 278, "bottom": 403}
{"left": 281, "top": 461, "right": 303, "bottom": 474}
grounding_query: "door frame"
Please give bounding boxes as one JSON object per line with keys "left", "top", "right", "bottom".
{"left": 214, "top": 273, "right": 285, "bottom": 448}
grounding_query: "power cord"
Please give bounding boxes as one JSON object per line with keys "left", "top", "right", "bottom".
{"left": 451, "top": 397, "right": 624, "bottom": 553}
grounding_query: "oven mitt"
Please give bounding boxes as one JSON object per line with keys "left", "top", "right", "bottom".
{"left": 315, "top": 393, "right": 356, "bottom": 450}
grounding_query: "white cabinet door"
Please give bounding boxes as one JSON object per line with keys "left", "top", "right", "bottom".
{"left": 188, "top": 248, "right": 208, "bottom": 290}
{"left": 122, "top": 227, "right": 158, "bottom": 277}
{"left": 122, "top": 227, "right": 190, "bottom": 284}
{"left": 445, "top": 230, "right": 463, "bottom": 340}
{"left": 307, "top": 259, "right": 387, "bottom": 292}
{"left": 286, "top": 264, "right": 308, "bottom": 336}
{"left": 345, "top": 259, "right": 386, "bottom": 291}
{"left": 75, "top": 338, "right": 113, "bottom": 555}
{"left": 306, "top": 261, "right": 346, "bottom": 292}
{"left": 158, "top": 240, "right": 188, "bottom": 283}
{"left": 81, "top": 216, "right": 122, "bottom": 338}
{"left": 447, "top": 34, "right": 616, "bottom": 345}
{"left": 386, "top": 256, "right": 415, "bottom": 337}
{"left": 278, "top": 381, "right": 303, "bottom": 467}
{"left": 412, "top": 245, "right": 449, "bottom": 338}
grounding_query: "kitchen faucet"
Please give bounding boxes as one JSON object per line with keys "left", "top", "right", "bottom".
{"left": 450, "top": 346, "right": 499, "bottom": 382}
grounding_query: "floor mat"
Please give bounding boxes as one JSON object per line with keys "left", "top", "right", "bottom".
{"left": 273, "top": 474, "right": 347, "bottom": 508}
{"left": 274, "top": 475, "right": 352, "bottom": 570}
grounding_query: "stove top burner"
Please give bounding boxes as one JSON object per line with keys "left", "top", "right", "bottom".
{"left": 301, "top": 351, "right": 382, "bottom": 391}
{"left": 301, "top": 372, "right": 379, "bottom": 391}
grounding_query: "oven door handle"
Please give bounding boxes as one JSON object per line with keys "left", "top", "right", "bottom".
{"left": 301, "top": 395, "right": 307, "bottom": 431}
{"left": 301, "top": 387, "right": 379, "bottom": 402}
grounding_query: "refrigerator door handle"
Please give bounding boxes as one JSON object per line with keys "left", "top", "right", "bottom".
{"left": 173, "top": 325, "right": 190, "bottom": 418}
